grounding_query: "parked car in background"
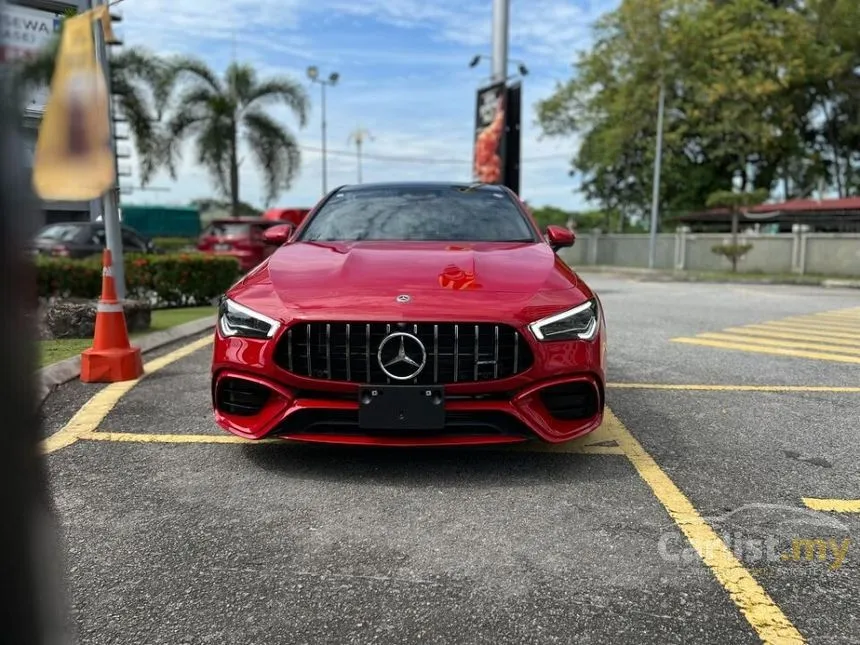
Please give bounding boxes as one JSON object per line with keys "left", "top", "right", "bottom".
{"left": 197, "top": 218, "right": 284, "bottom": 272}
{"left": 31, "top": 222, "right": 159, "bottom": 259}
{"left": 261, "top": 207, "right": 310, "bottom": 227}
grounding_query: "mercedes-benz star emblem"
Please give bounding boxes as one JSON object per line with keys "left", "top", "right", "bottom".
{"left": 377, "top": 332, "right": 426, "bottom": 380}
{"left": 396, "top": 294, "right": 411, "bottom": 303}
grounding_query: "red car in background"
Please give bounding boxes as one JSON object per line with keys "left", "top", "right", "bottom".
{"left": 197, "top": 218, "right": 283, "bottom": 272}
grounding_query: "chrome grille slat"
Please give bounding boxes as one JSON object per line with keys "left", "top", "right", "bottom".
{"left": 345, "top": 323, "right": 351, "bottom": 381}
{"left": 433, "top": 324, "right": 439, "bottom": 383}
{"left": 453, "top": 324, "right": 459, "bottom": 383}
{"left": 365, "top": 323, "right": 371, "bottom": 382}
{"left": 493, "top": 325, "right": 499, "bottom": 379}
{"left": 325, "top": 323, "right": 331, "bottom": 379}
{"left": 473, "top": 324, "right": 479, "bottom": 381}
{"left": 276, "top": 322, "right": 532, "bottom": 385}
{"left": 306, "top": 323, "right": 312, "bottom": 375}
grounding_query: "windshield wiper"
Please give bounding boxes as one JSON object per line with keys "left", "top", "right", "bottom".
{"left": 457, "top": 182, "right": 486, "bottom": 193}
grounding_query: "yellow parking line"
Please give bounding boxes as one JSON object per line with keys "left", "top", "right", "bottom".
{"left": 755, "top": 322, "right": 860, "bottom": 340}
{"left": 801, "top": 498, "right": 860, "bottom": 513}
{"left": 695, "top": 332, "right": 860, "bottom": 356}
{"left": 719, "top": 327, "right": 860, "bottom": 348}
{"left": 41, "top": 336, "right": 214, "bottom": 455}
{"left": 609, "top": 409, "right": 804, "bottom": 643}
{"left": 778, "top": 318, "right": 860, "bottom": 332}
{"left": 672, "top": 337, "right": 860, "bottom": 364}
{"left": 608, "top": 383, "right": 860, "bottom": 393}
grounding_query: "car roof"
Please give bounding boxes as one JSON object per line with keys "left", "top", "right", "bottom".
{"left": 336, "top": 181, "right": 507, "bottom": 194}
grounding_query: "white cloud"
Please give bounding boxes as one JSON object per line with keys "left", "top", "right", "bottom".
{"left": 117, "top": 0, "right": 618, "bottom": 213}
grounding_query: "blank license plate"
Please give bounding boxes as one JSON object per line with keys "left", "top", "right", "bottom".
{"left": 358, "top": 385, "right": 445, "bottom": 431}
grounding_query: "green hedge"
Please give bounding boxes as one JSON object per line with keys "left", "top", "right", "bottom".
{"left": 152, "top": 237, "right": 198, "bottom": 253}
{"left": 37, "top": 253, "right": 241, "bottom": 307}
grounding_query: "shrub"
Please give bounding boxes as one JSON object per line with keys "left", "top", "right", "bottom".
{"left": 36, "top": 253, "right": 241, "bottom": 307}
{"left": 711, "top": 243, "right": 754, "bottom": 272}
{"left": 153, "top": 237, "right": 198, "bottom": 253}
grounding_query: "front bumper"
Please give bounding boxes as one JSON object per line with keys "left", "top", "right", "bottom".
{"left": 211, "top": 321, "right": 606, "bottom": 446}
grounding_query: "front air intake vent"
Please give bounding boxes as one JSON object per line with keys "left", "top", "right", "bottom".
{"left": 216, "top": 378, "right": 270, "bottom": 416}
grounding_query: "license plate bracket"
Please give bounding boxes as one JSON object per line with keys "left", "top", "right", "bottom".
{"left": 214, "top": 243, "right": 231, "bottom": 251}
{"left": 358, "top": 385, "right": 445, "bottom": 431}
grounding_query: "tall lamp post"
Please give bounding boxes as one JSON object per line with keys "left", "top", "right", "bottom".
{"left": 306, "top": 66, "right": 339, "bottom": 197}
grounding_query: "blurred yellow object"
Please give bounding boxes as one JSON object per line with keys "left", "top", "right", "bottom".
{"left": 32, "top": 10, "right": 114, "bottom": 201}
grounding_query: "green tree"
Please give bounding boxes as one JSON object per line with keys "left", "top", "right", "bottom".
{"left": 536, "top": 0, "right": 858, "bottom": 214}
{"left": 10, "top": 9, "right": 170, "bottom": 185}
{"left": 160, "top": 58, "right": 310, "bottom": 217}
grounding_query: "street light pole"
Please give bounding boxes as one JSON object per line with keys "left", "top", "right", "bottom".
{"left": 92, "top": 0, "right": 125, "bottom": 298}
{"left": 320, "top": 82, "right": 327, "bottom": 195}
{"left": 648, "top": 81, "right": 665, "bottom": 270}
{"left": 307, "top": 66, "right": 339, "bottom": 197}
{"left": 490, "top": 0, "right": 510, "bottom": 84}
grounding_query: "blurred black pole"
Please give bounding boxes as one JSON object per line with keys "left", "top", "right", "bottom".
{"left": 0, "top": 15, "right": 70, "bottom": 645}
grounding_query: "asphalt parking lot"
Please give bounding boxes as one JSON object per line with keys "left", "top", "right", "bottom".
{"left": 41, "top": 275, "right": 860, "bottom": 644}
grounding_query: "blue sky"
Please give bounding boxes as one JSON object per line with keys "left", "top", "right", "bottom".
{"left": 118, "top": 0, "right": 618, "bottom": 212}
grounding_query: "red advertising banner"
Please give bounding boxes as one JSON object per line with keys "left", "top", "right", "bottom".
{"left": 473, "top": 81, "right": 507, "bottom": 184}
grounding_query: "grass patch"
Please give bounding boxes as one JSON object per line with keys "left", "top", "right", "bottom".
{"left": 38, "top": 306, "right": 216, "bottom": 367}
{"left": 143, "top": 306, "right": 216, "bottom": 334}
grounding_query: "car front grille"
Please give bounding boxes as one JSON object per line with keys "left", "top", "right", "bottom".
{"left": 273, "top": 322, "right": 533, "bottom": 385}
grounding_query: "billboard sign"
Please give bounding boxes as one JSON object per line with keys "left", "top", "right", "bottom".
{"left": 0, "top": 2, "right": 63, "bottom": 112}
{"left": 473, "top": 81, "right": 507, "bottom": 184}
{"left": 503, "top": 82, "right": 521, "bottom": 195}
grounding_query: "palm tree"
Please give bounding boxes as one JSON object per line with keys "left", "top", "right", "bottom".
{"left": 160, "top": 58, "right": 310, "bottom": 217}
{"left": 11, "top": 11, "right": 170, "bottom": 186}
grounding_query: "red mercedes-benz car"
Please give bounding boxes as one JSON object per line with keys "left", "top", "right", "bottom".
{"left": 211, "top": 182, "right": 606, "bottom": 447}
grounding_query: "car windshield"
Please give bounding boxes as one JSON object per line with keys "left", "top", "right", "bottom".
{"left": 36, "top": 224, "right": 84, "bottom": 242}
{"left": 205, "top": 222, "right": 251, "bottom": 238}
{"left": 298, "top": 186, "right": 538, "bottom": 242}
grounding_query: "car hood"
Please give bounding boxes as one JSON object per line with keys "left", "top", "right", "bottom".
{"left": 268, "top": 241, "right": 577, "bottom": 294}
{"left": 232, "top": 241, "right": 587, "bottom": 323}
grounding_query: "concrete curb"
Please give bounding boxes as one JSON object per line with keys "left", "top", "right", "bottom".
{"left": 36, "top": 315, "right": 216, "bottom": 404}
{"left": 822, "top": 279, "right": 860, "bottom": 289}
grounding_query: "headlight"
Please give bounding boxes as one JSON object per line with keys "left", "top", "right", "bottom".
{"left": 528, "top": 299, "right": 599, "bottom": 341}
{"left": 218, "top": 298, "right": 280, "bottom": 339}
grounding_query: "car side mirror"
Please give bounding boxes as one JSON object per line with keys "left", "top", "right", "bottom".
{"left": 262, "top": 224, "right": 294, "bottom": 246}
{"left": 545, "top": 225, "right": 575, "bottom": 252}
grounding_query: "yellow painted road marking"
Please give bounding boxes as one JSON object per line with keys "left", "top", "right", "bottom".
{"left": 755, "top": 322, "right": 860, "bottom": 339}
{"left": 609, "top": 408, "right": 804, "bottom": 644}
{"left": 673, "top": 337, "right": 860, "bottom": 364}
{"left": 695, "top": 332, "right": 860, "bottom": 356}
{"left": 802, "top": 498, "right": 860, "bottom": 513}
{"left": 41, "top": 336, "right": 214, "bottom": 454}
{"left": 608, "top": 383, "right": 860, "bottom": 393}
{"left": 782, "top": 313, "right": 860, "bottom": 325}
{"left": 719, "top": 327, "right": 860, "bottom": 348}
{"left": 672, "top": 305, "right": 860, "bottom": 364}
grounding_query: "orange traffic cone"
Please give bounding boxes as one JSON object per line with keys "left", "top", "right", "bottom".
{"left": 80, "top": 249, "right": 143, "bottom": 383}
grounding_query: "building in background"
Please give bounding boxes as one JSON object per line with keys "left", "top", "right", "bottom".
{"left": 2, "top": 0, "right": 95, "bottom": 224}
